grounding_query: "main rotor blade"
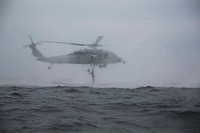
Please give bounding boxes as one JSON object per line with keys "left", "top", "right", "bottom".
{"left": 34, "top": 41, "right": 43, "bottom": 45}
{"left": 44, "top": 41, "right": 89, "bottom": 46}
{"left": 94, "top": 36, "right": 103, "bottom": 44}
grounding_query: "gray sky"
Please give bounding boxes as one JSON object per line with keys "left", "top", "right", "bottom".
{"left": 0, "top": 0, "right": 200, "bottom": 87}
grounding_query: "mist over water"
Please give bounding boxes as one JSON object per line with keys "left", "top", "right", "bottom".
{"left": 1, "top": 1, "right": 200, "bottom": 133}
{"left": 0, "top": 0, "right": 200, "bottom": 87}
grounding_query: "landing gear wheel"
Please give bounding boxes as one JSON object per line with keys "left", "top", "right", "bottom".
{"left": 47, "top": 64, "right": 53, "bottom": 70}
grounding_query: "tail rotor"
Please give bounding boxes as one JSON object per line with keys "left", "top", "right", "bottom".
{"left": 23, "top": 35, "right": 43, "bottom": 48}
{"left": 29, "top": 35, "right": 34, "bottom": 44}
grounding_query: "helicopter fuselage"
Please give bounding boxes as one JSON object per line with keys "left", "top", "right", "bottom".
{"left": 36, "top": 49, "right": 124, "bottom": 68}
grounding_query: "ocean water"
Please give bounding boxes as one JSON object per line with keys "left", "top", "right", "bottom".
{"left": 0, "top": 86, "right": 200, "bottom": 133}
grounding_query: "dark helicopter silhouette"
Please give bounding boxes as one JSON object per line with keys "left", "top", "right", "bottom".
{"left": 24, "top": 36, "right": 125, "bottom": 83}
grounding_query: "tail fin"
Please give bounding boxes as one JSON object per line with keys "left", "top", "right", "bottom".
{"left": 26, "top": 36, "right": 45, "bottom": 58}
{"left": 29, "top": 44, "right": 45, "bottom": 58}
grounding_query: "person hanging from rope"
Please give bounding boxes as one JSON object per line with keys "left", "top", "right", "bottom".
{"left": 87, "top": 67, "right": 95, "bottom": 83}
{"left": 87, "top": 54, "right": 97, "bottom": 83}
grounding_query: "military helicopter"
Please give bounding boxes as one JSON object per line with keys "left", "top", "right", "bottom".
{"left": 24, "top": 36, "right": 125, "bottom": 83}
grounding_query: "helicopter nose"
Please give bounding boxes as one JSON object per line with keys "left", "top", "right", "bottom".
{"left": 116, "top": 57, "right": 122, "bottom": 63}
{"left": 118, "top": 58, "right": 122, "bottom": 62}
{"left": 118, "top": 57, "right": 126, "bottom": 64}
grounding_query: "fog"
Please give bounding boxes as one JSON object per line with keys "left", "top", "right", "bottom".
{"left": 0, "top": 0, "right": 200, "bottom": 87}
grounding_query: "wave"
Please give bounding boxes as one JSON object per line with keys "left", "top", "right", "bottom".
{"left": 0, "top": 85, "right": 200, "bottom": 132}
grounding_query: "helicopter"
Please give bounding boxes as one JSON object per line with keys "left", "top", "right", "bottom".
{"left": 24, "top": 36, "right": 125, "bottom": 83}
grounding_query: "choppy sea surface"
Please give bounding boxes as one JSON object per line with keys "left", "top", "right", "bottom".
{"left": 0, "top": 85, "right": 200, "bottom": 133}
